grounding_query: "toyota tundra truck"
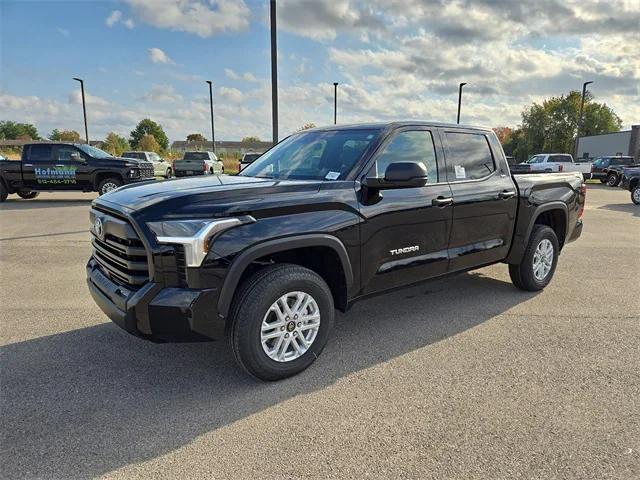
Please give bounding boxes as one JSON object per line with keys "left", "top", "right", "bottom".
{"left": 0, "top": 142, "right": 155, "bottom": 201}
{"left": 86, "top": 122, "right": 585, "bottom": 380}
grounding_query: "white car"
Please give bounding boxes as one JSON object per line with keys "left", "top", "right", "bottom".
{"left": 514, "top": 153, "right": 592, "bottom": 179}
{"left": 122, "top": 151, "right": 173, "bottom": 178}
{"left": 239, "top": 152, "right": 262, "bottom": 171}
{"left": 174, "top": 151, "right": 224, "bottom": 177}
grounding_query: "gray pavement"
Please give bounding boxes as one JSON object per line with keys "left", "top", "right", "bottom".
{"left": 0, "top": 185, "right": 638, "bottom": 479}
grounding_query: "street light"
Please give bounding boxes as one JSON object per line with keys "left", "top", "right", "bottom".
{"left": 72, "top": 77, "right": 89, "bottom": 144}
{"left": 270, "top": 0, "right": 278, "bottom": 145}
{"left": 333, "top": 82, "right": 339, "bottom": 125}
{"left": 457, "top": 82, "right": 467, "bottom": 124}
{"left": 574, "top": 81, "right": 593, "bottom": 159}
{"left": 206, "top": 80, "right": 216, "bottom": 154}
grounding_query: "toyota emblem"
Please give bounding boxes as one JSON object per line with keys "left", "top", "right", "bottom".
{"left": 94, "top": 217, "right": 104, "bottom": 239}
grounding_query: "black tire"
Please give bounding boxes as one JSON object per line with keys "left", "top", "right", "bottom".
{"left": 607, "top": 173, "right": 619, "bottom": 187}
{"left": 97, "top": 177, "right": 123, "bottom": 195}
{"left": 165, "top": 168, "right": 172, "bottom": 178}
{"left": 0, "top": 182, "right": 8, "bottom": 202}
{"left": 228, "top": 264, "right": 335, "bottom": 381}
{"left": 631, "top": 185, "right": 640, "bottom": 205}
{"left": 509, "top": 225, "right": 559, "bottom": 292}
{"left": 209, "top": 167, "right": 214, "bottom": 175}
{"left": 17, "top": 191, "right": 39, "bottom": 200}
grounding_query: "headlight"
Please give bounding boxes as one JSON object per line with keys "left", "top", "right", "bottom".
{"left": 147, "top": 216, "right": 254, "bottom": 267}
{"left": 129, "top": 169, "right": 140, "bottom": 177}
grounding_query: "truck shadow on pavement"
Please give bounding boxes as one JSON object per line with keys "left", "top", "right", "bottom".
{"left": 597, "top": 202, "right": 639, "bottom": 217}
{"left": 0, "top": 272, "right": 537, "bottom": 479}
{"left": 0, "top": 198, "right": 94, "bottom": 211}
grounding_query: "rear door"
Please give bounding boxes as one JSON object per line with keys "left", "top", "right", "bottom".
{"left": 22, "top": 144, "right": 56, "bottom": 189}
{"left": 359, "top": 127, "right": 453, "bottom": 294}
{"left": 443, "top": 130, "right": 518, "bottom": 272}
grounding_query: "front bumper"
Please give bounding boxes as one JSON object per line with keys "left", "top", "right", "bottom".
{"left": 87, "top": 258, "right": 225, "bottom": 342}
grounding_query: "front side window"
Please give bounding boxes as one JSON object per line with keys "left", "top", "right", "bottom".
{"left": 149, "top": 153, "right": 161, "bottom": 162}
{"left": 57, "top": 146, "right": 77, "bottom": 161}
{"left": 372, "top": 130, "right": 438, "bottom": 182}
{"left": 29, "top": 145, "right": 53, "bottom": 161}
{"left": 241, "top": 129, "right": 378, "bottom": 181}
{"left": 445, "top": 132, "right": 495, "bottom": 181}
{"left": 526, "top": 155, "right": 545, "bottom": 164}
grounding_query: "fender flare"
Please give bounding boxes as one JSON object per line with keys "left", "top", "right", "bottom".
{"left": 217, "top": 234, "right": 354, "bottom": 318}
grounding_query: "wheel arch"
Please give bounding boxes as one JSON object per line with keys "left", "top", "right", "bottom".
{"left": 93, "top": 171, "right": 124, "bottom": 190}
{"left": 218, "top": 234, "right": 354, "bottom": 318}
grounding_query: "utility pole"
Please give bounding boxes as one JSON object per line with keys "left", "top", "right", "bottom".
{"left": 457, "top": 82, "right": 467, "bottom": 124}
{"left": 574, "top": 81, "right": 593, "bottom": 159}
{"left": 206, "top": 80, "right": 216, "bottom": 153}
{"left": 270, "top": 0, "right": 278, "bottom": 145}
{"left": 333, "top": 82, "right": 339, "bottom": 125}
{"left": 73, "top": 78, "right": 89, "bottom": 143}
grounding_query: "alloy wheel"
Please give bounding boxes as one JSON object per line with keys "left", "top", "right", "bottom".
{"left": 532, "top": 239, "right": 554, "bottom": 281}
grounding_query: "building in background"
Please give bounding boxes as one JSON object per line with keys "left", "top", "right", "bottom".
{"left": 577, "top": 125, "right": 640, "bottom": 161}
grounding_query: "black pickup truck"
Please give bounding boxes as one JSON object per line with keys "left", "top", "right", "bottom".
{"left": 0, "top": 142, "right": 155, "bottom": 201}
{"left": 620, "top": 166, "right": 640, "bottom": 204}
{"left": 86, "top": 122, "right": 585, "bottom": 380}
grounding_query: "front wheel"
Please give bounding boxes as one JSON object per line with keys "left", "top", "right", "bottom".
{"left": 97, "top": 177, "right": 123, "bottom": 195}
{"left": 17, "top": 191, "right": 39, "bottom": 200}
{"left": 509, "top": 225, "right": 559, "bottom": 291}
{"left": 228, "top": 264, "right": 334, "bottom": 381}
{"left": 632, "top": 185, "right": 640, "bottom": 205}
{"left": 607, "top": 173, "right": 619, "bottom": 187}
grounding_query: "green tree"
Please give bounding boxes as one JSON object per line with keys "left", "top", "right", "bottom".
{"left": 137, "top": 133, "right": 160, "bottom": 153}
{"left": 507, "top": 91, "right": 622, "bottom": 162}
{"left": 0, "top": 121, "right": 40, "bottom": 140}
{"left": 49, "top": 129, "right": 81, "bottom": 142}
{"left": 296, "top": 123, "right": 316, "bottom": 132}
{"left": 103, "top": 132, "right": 130, "bottom": 156}
{"left": 240, "top": 136, "right": 261, "bottom": 146}
{"left": 186, "top": 133, "right": 207, "bottom": 142}
{"left": 130, "top": 119, "right": 169, "bottom": 151}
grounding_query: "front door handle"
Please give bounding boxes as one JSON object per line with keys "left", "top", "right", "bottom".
{"left": 498, "top": 190, "right": 517, "bottom": 199}
{"left": 432, "top": 196, "right": 454, "bottom": 207}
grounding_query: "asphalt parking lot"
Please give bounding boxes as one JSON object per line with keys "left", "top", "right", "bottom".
{"left": 0, "top": 184, "right": 638, "bottom": 479}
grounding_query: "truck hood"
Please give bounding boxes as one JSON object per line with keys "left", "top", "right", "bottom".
{"left": 95, "top": 174, "right": 325, "bottom": 218}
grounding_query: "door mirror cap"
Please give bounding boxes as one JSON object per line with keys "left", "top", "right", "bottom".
{"left": 364, "top": 161, "right": 428, "bottom": 189}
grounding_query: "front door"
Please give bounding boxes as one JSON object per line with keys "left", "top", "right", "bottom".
{"left": 442, "top": 130, "right": 518, "bottom": 272}
{"left": 359, "top": 128, "right": 453, "bottom": 295}
{"left": 51, "top": 145, "right": 92, "bottom": 190}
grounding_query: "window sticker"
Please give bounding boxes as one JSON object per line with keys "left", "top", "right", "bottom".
{"left": 454, "top": 165, "right": 466, "bottom": 179}
{"left": 325, "top": 171, "right": 340, "bottom": 180}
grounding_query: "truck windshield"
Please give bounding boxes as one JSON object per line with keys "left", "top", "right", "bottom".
{"left": 240, "top": 129, "right": 378, "bottom": 181}
{"left": 77, "top": 145, "right": 113, "bottom": 159}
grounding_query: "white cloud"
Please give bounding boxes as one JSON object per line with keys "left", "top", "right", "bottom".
{"left": 105, "top": 10, "right": 122, "bottom": 27}
{"left": 140, "top": 84, "right": 183, "bottom": 104}
{"left": 224, "top": 68, "right": 241, "bottom": 80}
{"left": 56, "top": 27, "right": 70, "bottom": 37}
{"left": 148, "top": 47, "right": 174, "bottom": 64}
{"left": 123, "top": 18, "right": 136, "bottom": 29}
{"left": 124, "top": 0, "right": 251, "bottom": 38}
{"left": 68, "top": 90, "right": 110, "bottom": 107}
{"left": 243, "top": 72, "right": 258, "bottom": 82}
{"left": 217, "top": 86, "right": 244, "bottom": 104}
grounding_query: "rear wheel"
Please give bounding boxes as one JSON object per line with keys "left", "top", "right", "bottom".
{"left": 607, "top": 173, "right": 619, "bottom": 187}
{"left": 632, "top": 185, "right": 640, "bottom": 205}
{"left": 165, "top": 168, "right": 172, "bottom": 178}
{"left": 0, "top": 182, "right": 8, "bottom": 202}
{"left": 98, "top": 177, "right": 122, "bottom": 195}
{"left": 17, "top": 191, "right": 39, "bottom": 200}
{"left": 228, "top": 264, "right": 334, "bottom": 381}
{"left": 509, "top": 225, "right": 559, "bottom": 291}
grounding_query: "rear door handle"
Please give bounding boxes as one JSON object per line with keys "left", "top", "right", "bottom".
{"left": 432, "top": 196, "right": 454, "bottom": 207}
{"left": 498, "top": 190, "right": 517, "bottom": 199}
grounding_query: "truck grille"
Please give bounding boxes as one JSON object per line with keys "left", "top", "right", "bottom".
{"left": 140, "top": 162, "right": 154, "bottom": 178}
{"left": 90, "top": 209, "right": 149, "bottom": 289}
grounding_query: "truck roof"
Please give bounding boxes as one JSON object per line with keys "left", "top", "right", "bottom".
{"left": 305, "top": 121, "right": 493, "bottom": 133}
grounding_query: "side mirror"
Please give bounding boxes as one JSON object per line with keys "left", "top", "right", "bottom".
{"left": 364, "top": 161, "right": 428, "bottom": 189}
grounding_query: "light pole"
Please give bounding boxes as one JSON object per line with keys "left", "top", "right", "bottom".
{"left": 574, "top": 81, "right": 593, "bottom": 159}
{"left": 333, "top": 82, "right": 338, "bottom": 125}
{"left": 73, "top": 77, "right": 89, "bottom": 143}
{"left": 206, "top": 80, "right": 216, "bottom": 153}
{"left": 456, "top": 82, "right": 467, "bottom": 124}
{"left": 270, "top": 0, "right": 278, "bottom": 145}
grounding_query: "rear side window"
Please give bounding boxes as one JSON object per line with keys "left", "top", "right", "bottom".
{"left": 28, "top": 145, "right": 53, "bottom": 161}
{"left": 445, "top": 132, "right": 495, "bottom": 181}
{"left": 550, "top": 155, "right": 572, "bottom": 162}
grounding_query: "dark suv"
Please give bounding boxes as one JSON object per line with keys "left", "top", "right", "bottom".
{"left": 590, "top": 156, "right": 636, "bottom": 185}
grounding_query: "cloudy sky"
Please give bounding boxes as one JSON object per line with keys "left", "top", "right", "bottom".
{"left": 1, "top": 0, "right": 638, "bottom": 143}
